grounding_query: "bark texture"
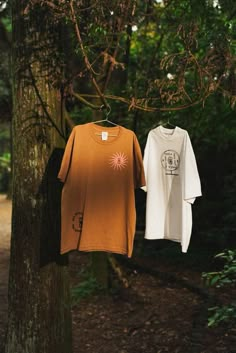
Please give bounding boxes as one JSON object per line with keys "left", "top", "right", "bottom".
{"left": 5, "top": 2, "right": 72, "bottom": 353}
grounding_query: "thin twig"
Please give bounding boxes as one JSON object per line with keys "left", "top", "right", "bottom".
{"left": 77, "top": 93, "right": 204, "bottom": 112}
{"left": 102, "top": 44, "right": 120, "bottom": 93}
{"left": 71, "top": 90, "right": 103, "bottom": 110}
{"left": 69, "top": 0, "right": 110, "bottom": 110}
{"left": 101, "top": 0, "right": 133, "bottom": 93}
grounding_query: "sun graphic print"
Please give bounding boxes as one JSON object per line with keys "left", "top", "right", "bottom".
{"left": 109, "top": 152, "right": 128, "bottom": 171}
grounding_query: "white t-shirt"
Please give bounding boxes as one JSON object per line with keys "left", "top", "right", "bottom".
{"left": 142, "top": 125, "right": 202, "bottom": 252}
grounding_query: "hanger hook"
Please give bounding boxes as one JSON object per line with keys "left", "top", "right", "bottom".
{"left": 100, "top": 104, "right": 111, "bottom": 119}
{"left": 106, "top": 104, "right": 111, "bottom": 118}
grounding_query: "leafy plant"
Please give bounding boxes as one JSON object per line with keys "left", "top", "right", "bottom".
{"left": 71, "top": 274, "right": 101, "bottom": 304}
{"left": 203, "top": 250, "right": 236, "bottom": 287}
{"left": 208, "top": 304, "right": 236, "bottom": 327}
{"left": 0, "top": 152, "right": 11, "bottom": 169}
{"left": 0, "top": 152, "right": 11, "bottom": 192}
{"left": 203, "top": 249, "right": 236, "bottom": 327}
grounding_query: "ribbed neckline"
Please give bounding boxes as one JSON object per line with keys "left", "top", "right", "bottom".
{"left": 157, "top": 125, "right": 179, "bottom": 140}
{"left": 88, "top": 122, "right": 122, "bottom": 144}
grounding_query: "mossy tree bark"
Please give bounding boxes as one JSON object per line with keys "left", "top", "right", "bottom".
{"left": 5, "top": 2, "right": 72, "bottom": 353}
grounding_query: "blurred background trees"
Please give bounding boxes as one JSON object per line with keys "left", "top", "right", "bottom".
{"left": 0, "top": 0, "right": 236, "bottom": 344}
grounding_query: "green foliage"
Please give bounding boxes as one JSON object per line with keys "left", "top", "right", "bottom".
{"left": 203, "top": 250, "right": 236, "bottom": 327}
{"left": 0, "top": 125, "right": 10, "bottom": 140}
{"left": 0, "top": 152, "right": 10, "bottom": 167}
{"left": 203, "top": 250, "right": 236, "bottom": 287}
{"left": 0, "top": 152, "right": 10, "bottom": 192}
{"left": 125, "top": 0, "right": 236, "bottom": 110}
{"left": 1, "top": 16, "right": 11, "bottom": 32}
{"left": 208, "top": 304, "right": 236, "bottom": 327}
{"left": 71, "top": 273, "right": 101, "bottom": 304}
{"left": 0, "top": 3, "right": 11, "bottom": 122}
{"left": 0, "top": 0, "right": 235, "bottom": 249}
{"left": 67, "top": 1, "right": 236, "bottom": 253}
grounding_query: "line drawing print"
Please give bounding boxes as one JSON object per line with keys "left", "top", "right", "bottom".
{"left": 161, "top": 150, "right": 180, "bottom": 176}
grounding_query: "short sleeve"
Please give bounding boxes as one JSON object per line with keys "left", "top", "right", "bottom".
{"left": 140, "top": 132, "right": 151, "bottom": 192}
{"left": 133, "top": 134, "right": 146, "bottom": 189}
{"left": 183, "top": 132, "right": 202, "bottom": 204}
{"left": 57, "top": 127, "right": 76, "bottom": 183}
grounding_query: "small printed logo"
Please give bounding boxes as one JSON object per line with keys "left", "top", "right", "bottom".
{"left": 161, "top": 150, "right": 180, "bottom": 176}
{"left": 72, "top": 212, "right": 83, "bottom": 233}
{"left": 109, "top": 152, "right": 128, "bottom": 171}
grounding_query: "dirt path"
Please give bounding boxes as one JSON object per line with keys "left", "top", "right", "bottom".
{"left": 0, "top": 195, "right": 235, "bottom": 353}
{"left": 70, "top": 252, "right": 236, "bottom": 353}
{"left": 0, "top": 194, "right": 11, "bottom": 352}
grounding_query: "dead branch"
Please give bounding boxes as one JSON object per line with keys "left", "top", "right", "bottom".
{"left": 69, "top": 0, "right": 110, "bottom": 110}
{"left": 77, "top": 93, "right": 204, "bottom": 112}
{"left": 71, "top": 90, "right": 102, "bottom": 110}
{"left": 101, "top": 0, "right": 136, "bottom": 93}
{"left": 22, "top": 1, "right": 236, "bottom": 114}
{"left": 108, "top": 255, "right": 129, "bottom": 288}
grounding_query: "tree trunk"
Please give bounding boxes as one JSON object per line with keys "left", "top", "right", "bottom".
{"left": 91, "top": 252, "right": 109, "bottom": 290}
{"left": 5, "top": 2, "right": 72, "bottom": 353}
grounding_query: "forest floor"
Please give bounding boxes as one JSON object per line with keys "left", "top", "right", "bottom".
{"left": 1, "top": 194, "right": 236, "bottom": 353}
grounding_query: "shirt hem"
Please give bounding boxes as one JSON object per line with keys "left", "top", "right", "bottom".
{"left": 144, "top": 235, "right": 181, "bottom": 243}
{"left": 61, "top": 245, "right": 131, "bottom": 257}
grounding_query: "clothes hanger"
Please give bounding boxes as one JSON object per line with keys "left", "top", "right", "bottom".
{"left": 93, "top": 104, "right": 118, "bottom": 126}
{"left": 93, "top": 104, "right": 118, "bottom": 138}
{"left": 159, "top": 118, "right": 176, "bottom": 129}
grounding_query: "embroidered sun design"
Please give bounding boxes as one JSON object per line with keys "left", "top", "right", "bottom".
{"left": 109, "top": 152, "right": 128, "bottom": 170}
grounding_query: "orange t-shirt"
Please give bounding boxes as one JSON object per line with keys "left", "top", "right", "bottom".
{"left": 58, "top": 123, "right": 146, "bottom": 257}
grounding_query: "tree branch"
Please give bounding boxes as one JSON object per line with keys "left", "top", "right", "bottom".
{"left": 101, "top": 0, "right": 135, "bottom": 93}
{"left": 77, "top": 93, "right": 204, "bottom": 112}
{"left": 69, "top": 0, "right": 110, "bottom": 110}
{"left": 71, "top": 90, "right": 103, "bottom": 110}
